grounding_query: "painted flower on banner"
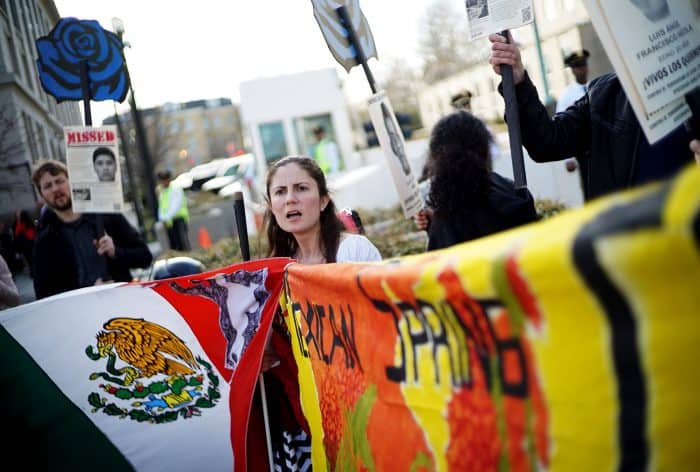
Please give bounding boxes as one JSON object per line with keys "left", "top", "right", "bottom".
{"left": 35, "top": 17, "right": 129, "bottom": 102}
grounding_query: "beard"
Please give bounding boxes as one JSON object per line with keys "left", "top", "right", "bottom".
{"left": 49, "top": 193, "right": 72, "bottom": 212}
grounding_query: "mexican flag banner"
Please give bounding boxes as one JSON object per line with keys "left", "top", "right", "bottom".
{"left": 282, "top": 164, "right": 700, "bottom": 471}
{"left": 0, "top": 258, "right": 291, "bottom": 471}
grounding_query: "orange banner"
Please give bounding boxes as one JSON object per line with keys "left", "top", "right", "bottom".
{"left": 282, "top": 164, "right": 700, "bottom": 471}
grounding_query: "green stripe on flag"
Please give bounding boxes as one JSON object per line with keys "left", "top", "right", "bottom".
{"left": 0, "top": 325, "right": 134, "bottom": 470}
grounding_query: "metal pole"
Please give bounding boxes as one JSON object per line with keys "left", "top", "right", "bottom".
{"left": 79, "top": 60, "right": 92, "bottom": 126}
{"left": 233, "top": 191, "right": 274, "bottom": 472}
{"left": 115, "top": 27, "right": 159, "bottom": 230}
{"left": 233, "top": 191, "right": 250, "bottom": 261}
{"left": 113, "top": 106, "right": 146, "bottom": 237}
{"left": 335, "top": 5, "right": 377, "bottom": 94}
{"left": 531, "top": 15, "right": 554, "bottom": 107}
{"left": 128, "top": 92, "right": 159, "bottom": 226}
{"left": 499, "top": 30, "right": 527, "bottom": 189}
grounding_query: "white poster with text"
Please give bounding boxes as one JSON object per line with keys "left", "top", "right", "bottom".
{"left": 596, "top": 0, "right": 700, "bottom": 114}
{"left": 464, "top": 0, "right": 534, "bottom": 40}
{"left": 367, "top": 92, "right": 423, "bottom": 218}
{"left": 64, "top": 126, "right": 125, "bottom": 213}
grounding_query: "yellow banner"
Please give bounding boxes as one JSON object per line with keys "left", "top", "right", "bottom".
{"left": 282, "top": 164, "right": 700, "bottom": 471}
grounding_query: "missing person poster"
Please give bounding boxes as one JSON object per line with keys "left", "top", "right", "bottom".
{"left": 594, "top": 0, "right": 700, "bottom": 114}
{"left": 463, "top": 0, "right": 534, "bottom": 40}
{"left": 64, "top": 125, "right": 125, "bottom": 213}
{"left": 367, "top": 92, "right": 423, "bottom": 218}
{"left": 584, "top": 0, "right": 697, "bottom": 144}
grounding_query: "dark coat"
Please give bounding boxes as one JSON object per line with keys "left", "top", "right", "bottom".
{"left": 505, "top": 72, "right": 692, "bottom": 200}
{"left": 427, "top": 172, "right": 539, "bottom": 251}
{"left": 33, "top": 210, "right": 152, "bottom": 299}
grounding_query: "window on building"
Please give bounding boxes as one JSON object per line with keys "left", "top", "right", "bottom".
{"left": 6, "top": 32, "right": 20, "bottom": 76}
{"left": 20, "top": 0, "right": 32, "bottom": 37}
{"left": 259, "top": 121, "right": 287, "bottom": 163}
{"left": 36, "top": 123, "right": 48, "bottom": 158}
{"left": 22, "top": 112, "right": 39, "bottom": 162}
{"left": 294, "top": 113, "right": 334, "bottom": 158}
{"left": 20, "top": 51, "right": 34, "bottom": 92}
{"left": 8, "top": 0, "right": 19, "bottom": 29}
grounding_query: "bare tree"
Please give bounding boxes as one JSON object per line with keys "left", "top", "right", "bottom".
{"left": 378, "top": 58, "right": 423, "bottom": 127}
{"left": 144, "top": 108, "right": 179, "bottom": 171}
{"left": 418, "top": 0, "right": 488, "bottom": 84}
{"left": 380, "top": 59, "right": 421, "bottom": 111}
{"left": 121, "top": 107, "right": 179, "bottom": 176}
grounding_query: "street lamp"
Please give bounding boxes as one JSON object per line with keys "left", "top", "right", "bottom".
{"left": 113, "top": 102, "right": 147, "bottom": 238}
{"left": 112, "top": 17, "right": 159, "bottom": 238}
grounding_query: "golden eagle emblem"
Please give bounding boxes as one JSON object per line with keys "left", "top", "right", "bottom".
{"left": 95, "top": 317, "right": 198, "bottom": 385}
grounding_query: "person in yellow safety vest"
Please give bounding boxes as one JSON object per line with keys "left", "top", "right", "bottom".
{"left": 311, "top": 125, "right": 339, "bottom": 175}
{"left": 157, "top": 169, "right": 190, "bottom": 251}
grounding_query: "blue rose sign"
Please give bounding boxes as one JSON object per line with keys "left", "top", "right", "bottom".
{"left": 35, "top": 17, "right": 129, "bottom": 103}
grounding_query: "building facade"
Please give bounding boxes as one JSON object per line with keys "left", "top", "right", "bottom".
{"left": 0, "top": 0, "right": 82, "bottom": 216}
{"left": 418, "top": 0, "right": 613, "bottom": 129}
{"left": 239, "top": 68, "right": 355, "bottom": 180}
{"left": 104, "top": 98, "right": 243, "bottom": 177}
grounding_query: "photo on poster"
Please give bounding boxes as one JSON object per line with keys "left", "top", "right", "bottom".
{"left": 367, "top": 92, "right": 423, "bottom": 218}
{"left": 71, "top": 187, "right": 91, "bottom": 201}
{"left": 64, "top": 125, "right": 125, "bottom": 213}
{"left": 466, "top": 0, "right": 489, "bottom": 21}
{"left": 463, "top": 0, "right": 533, "bottom": 40}
{"left": 92, "top": 146, "right": 118, "bottom": 182}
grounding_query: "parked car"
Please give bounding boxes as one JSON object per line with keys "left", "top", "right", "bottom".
{"left": 171, "top": 171, "right": 193, "bottom": 189}
{"left": 150, "top": 256, "right": 205, "bottom": 280}
{"left": 188, "top": 157, "right": 239, "bottom": 190}
{"left": 201, "top": 154, "right": 255, "bottom": 193}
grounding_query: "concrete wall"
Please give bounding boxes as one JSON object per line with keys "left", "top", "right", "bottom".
{"left": 239, "top": 68, "right": 355, "bottom": 179}
{"left": 330, "top": 136, "right": 584, "bottom": 213}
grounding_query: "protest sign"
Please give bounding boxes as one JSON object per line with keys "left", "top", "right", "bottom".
{"left": 311, "top": 0, "right": 378, "bottom": 72}
{"left": 64, "top": 125, "right": 125, "bottom": 213}
{"left": 464, "top": 0, "right": 534, "bottom": 40}
{"left": 584, "top": 0, "right": 699, "bottom": 143}
{"left": 367, "top": 92, "right": 423, "bottom": 218}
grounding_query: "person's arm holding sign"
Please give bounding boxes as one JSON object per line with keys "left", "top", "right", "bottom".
{"left": 488, "top": 32, "right": 592, "bottom": 165}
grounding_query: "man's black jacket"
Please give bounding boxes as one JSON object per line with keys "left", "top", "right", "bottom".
{"left": 33, "top": 210, "right": 152, "bottom": 299}
{"left": 504, "top": 72, "right": 691, "bottom": 200}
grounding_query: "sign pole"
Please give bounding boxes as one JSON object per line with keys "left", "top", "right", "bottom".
{"left": 234, "top": 191, "right": 273, "bottom": 472}
{"left": 78, "top": 60, "right": 107, "bottom": 235}
{"left": 335, "top": 5, "right": 377, "bottom": 94}
{"left": 79, "top": 60, "right": 92, "bottom": 126}
{"left": 499, "top": 30, "right": 527, "bottom": 189}
{"left": 113, "top": 105, "right": 147, "bottom": 238}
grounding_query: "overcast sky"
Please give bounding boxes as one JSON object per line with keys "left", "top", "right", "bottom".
{"left": 52, "top": 0, "right": 432, "bottom": 124}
